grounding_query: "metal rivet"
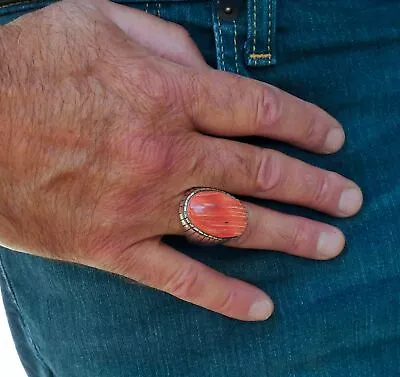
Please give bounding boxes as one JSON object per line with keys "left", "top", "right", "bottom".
{"left": 224, "top": 6, "right": 233, "bottom": 14}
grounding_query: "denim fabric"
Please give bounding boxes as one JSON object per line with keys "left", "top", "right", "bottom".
{"left": 0, "top": 1, "right": 400, "bottom": 376}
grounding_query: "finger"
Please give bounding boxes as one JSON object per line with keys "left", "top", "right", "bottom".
{"left": 102, "top": 1, "right": 208, "bottom": 70}
{"left": 186, "top": 135, "right": 363, "bottom": 218}
{"left": 100, "top": 239, "right": 274, "bottom": 321}
{"left": 225, "top": 202, "right": 345, "bottom": 260}
{"left": 182, "top": 70, "right": 345, "bottom": 154}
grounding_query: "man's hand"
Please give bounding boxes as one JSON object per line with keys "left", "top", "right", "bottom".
{"left": 0, "top": 0, "right": 362, "bottom": 321}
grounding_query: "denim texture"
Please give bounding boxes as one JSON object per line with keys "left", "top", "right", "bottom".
{"left": 0, "top": 1, "right": 399, "bottom": 376}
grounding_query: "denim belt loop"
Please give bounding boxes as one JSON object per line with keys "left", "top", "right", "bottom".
{"left": 213, "top": 0, "right": 251, "bottom": 76}
{"left": 245, "top": 0, "right": 277, "bottom": 67}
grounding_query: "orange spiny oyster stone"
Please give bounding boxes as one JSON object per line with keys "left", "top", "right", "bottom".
{"left": 187, "top": 191, "right": 247, "bottom": 239}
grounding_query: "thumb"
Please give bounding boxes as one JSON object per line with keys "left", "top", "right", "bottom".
{"left": 95, "top": 238, "right": 274, "bottom": 321}
{"left": 101, "top": 1, "right": 209, "bottom": 70}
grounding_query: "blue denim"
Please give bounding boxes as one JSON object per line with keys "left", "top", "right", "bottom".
{"left": 0, "top": 1, "right": 399, "bottom": 376}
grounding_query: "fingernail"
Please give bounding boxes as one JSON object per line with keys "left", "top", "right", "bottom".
{"left": 339, "top": 187, "right": 363, "bottom": 216}
{"left": 324, "top": 128, "right": 345, "bottom": 153}
{"left": 317, "top": 230, "right": 345, "bottom": 259}
{"left": 248, "top": 297, "right": 274, "bottom": 321}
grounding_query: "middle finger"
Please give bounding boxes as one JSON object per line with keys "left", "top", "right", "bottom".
{"left": 190, "top": 135, "right": 363, "bottom": 218}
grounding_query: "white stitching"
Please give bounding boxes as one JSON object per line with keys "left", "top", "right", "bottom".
{"left": 252, "top": 0, "right": 256, "bottom": 53}
{"left": 145, "top": 3, "right": 148, "bottom": 13}
{"left": 0, "top": 0, "right": 30, "bottom": 9}
{"left": 267, "top": 0, "right": 272, "bottom": 62}
{"left": 250, "top": 0, "right": 274, "bottom": 62}
{"left": 216, "top": 1, "right": 226, "bottom": 71}
{"left": 253, "top": 0, "right": 257, "bottom": 65}
{"left": 233, "top": 20, "right": 239, "bottom": 74}
{"left": 157, "top": 3, "right": 161, "bottom": 17}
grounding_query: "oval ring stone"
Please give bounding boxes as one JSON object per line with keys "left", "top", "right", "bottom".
{"left": 187, "top": 190, "right": 248, "bottom": 239}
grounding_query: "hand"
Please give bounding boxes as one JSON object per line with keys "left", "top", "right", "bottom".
{"left": 0, "top": 0, "right": 362, "bottom": 321}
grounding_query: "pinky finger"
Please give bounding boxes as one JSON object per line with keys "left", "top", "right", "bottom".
{"left": 106, "top": 239, "right": 274, "bottom": 322}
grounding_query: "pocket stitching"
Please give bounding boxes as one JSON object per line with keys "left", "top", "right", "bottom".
{"left": 0, "top": 0, "right": 34, "bottom": 9}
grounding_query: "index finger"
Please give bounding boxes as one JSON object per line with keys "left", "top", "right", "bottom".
{"left": 183, "top": 70, "right": 344, "bottom": 154}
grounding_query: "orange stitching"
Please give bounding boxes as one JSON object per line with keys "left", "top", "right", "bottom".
{"left": 249, "top": 53, "right": 272, "bottom": 59}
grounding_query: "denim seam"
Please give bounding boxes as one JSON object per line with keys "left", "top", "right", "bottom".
{"left": 145, "top": 2, "right": 148, "bottom": 12}
{"left": 267, "top": 0, "right": 272, "bottom": 59}
{"left": 252, "top": 0, "right": 256, "bottom": 65}
{"left": 246, "top": 0, "right": 276, "bottom": 66}
{"left": 156, "top": 2, "right": 160, "bottom": 17}
{"left": 233, "top": 20, "right": 239, "bottom": 74}
{"left": 248, "top": 0, "right": 272, "bottom": 61}
{"left": 216, "top": 0, "right": 225, "bottom": 71}
{"left": 0, "top": 0, "right": 30, "bottom": 9}
{"left": 0, "top": 254, "right": 55, "bottom": 376}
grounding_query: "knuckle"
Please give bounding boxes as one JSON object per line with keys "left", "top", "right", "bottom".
{"left": 138, "top": 66, "right": 178, "bottom": 107}
{"left": 125, "top": 132, "right": 193, "bottom": 179}
{"left": 167, "top": 134, "right": 200, "bottom": 177}
{"left": 210, "top": 149, "right": 250, "bottom": 190}
{"left": 212, "top": 290, "right": 236, "bottom": 314}
{"left": 181, "top": 71, "right": 204, "bottom": 118}
{"left": 254, "top": 151, "right": 283, "bottom": 193}
{"left": 309, "top": 172, "right": 331, "bottom": 206}
{"left": 102, "top": 242, "right": 167, "bottom": 288}
{"left": 129, "top": 135, "right": 170, "bottom": 176}
{"left": 123, "top": 62, "right": 183, "bottom": 114}
{"left": 172, "top": 24, "right": 192, "bottom": 43}
{"left": 164, "top": 263, "right": 201, "bottom": 300}
{"left": 253, "top": 85, "right": 282, "bottom": 133}
{"left": 290, "top": 221, "right": 310, "bottom": 253}
{"left": 302, "top": 111, "right": 326, "bottom": 149}
{"left": 99, "top": 245, "right": 144, "bottom": 278}
{"left": 183, "top": 143, "right": 209, "bottom": 181}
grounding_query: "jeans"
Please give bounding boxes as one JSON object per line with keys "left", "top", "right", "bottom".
{"left": 0, "top": 1, "right": 399, "bottom": 376}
